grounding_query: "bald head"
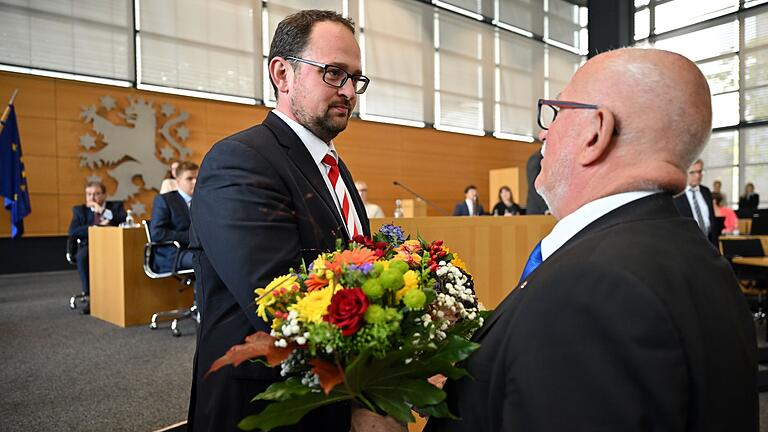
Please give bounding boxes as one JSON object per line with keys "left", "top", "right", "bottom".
{"left": 570, "top": 48, "right": 712, "bottom": 170}
{"left": 536, "top": 48, "right": 712, "bottom": 219}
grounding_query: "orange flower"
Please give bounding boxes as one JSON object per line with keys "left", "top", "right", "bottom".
{"left": 305, "top": 273, "right": 329, "bottom": 292}
{"left": 395, "top": 240, "right": 423, "bottom": 267}
{"left": 334, "top": 248, "right": 378, "bottom": 267}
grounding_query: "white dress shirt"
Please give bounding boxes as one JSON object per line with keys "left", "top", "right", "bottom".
{"left": 464, "top": 199, "right": 475, "bottom": 216}
{"left": 540, "top": 191, "right": 657, "bottom": 261}
{"left": 683, "top": 185, "right": 711, "bottom": 232}
{"left": 272, "top": 110, "right": 362, "bottom": 236}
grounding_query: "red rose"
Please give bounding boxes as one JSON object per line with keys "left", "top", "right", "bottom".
{"left": 325, "top": 287, "right": 368, "bottom": 336}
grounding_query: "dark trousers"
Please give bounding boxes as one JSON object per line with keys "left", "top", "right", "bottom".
{"left": 75, "top": 246, "right": 89, "bottom": 295}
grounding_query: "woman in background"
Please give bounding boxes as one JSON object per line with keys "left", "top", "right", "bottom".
{"left": 738, "top": 182, "right": 760, "bottom": 217}
{"left": 713, "top": 192, "right": 738, "bottom": 234}
{"left": 492, "top": 186, "right": 521, "bottom": 216}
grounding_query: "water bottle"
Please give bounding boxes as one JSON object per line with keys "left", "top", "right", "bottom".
{"left": 393, "top": 200, "right": 404, "bottom": 218}
{"left": 124, "top": 210, "right": 135, "bottom": 228}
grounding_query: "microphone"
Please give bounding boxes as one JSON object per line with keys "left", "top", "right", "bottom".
{"left": 392, "top": 181, "right": 450, "bottom": 216}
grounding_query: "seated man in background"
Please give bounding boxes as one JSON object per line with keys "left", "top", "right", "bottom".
{"left": 355, "top": 180, "right": 384, "bottom": 218}
{"left": 68, "top": 181, "right": 127, "bottom": 314}
{"left": 452, "top": 185, "right": 486, "bottom": 216}
{"left": 150, "top": 161, "right": 198, "bottom": 273}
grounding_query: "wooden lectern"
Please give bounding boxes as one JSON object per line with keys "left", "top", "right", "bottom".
{"left": 401, "top": 198, "right": 428, "bottom": 217}
{"left": 88, "top": 226, "right": 193, "bottom": 327}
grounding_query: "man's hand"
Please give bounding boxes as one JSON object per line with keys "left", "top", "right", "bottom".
{"left": 350, "top": 406, "right": 407, "bottom": 432}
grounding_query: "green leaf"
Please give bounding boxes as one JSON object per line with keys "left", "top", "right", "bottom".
{"left": 364, "top": 389, "right": 416, "bottom": 424}
{"left": 238, "top": 391, "right": 353, "bottom": 431}
{"left": 368, "top": 378, "right": 445, "bottom": 407}
{"left": 343, "top": 348, "right": 372, "bottom": 395}
{"left": 252, "top": 377, "right": 311, "bottom": 402}
{"left": 416, "top": 401, "right": 459, "bottom": 420}
{"left": 428, "top": 335, "right": 480, "bottom": 364}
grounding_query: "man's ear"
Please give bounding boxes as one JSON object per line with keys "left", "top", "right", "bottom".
{"left": 578, "top": 107, "right": 615, "bottom": 166}
{"left": 268, "top": 57, "right": 293, "bottom": 96}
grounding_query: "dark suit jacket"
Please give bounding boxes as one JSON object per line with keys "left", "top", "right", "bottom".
{"left": 428, "top": 193, "right": 757, "bottom": 432}
{"left": 150, "top": 191, "right": 191, "bottom": 273}
{"left": 673, "top": 185, "right": 718, "bottom": 246}
{"left": 187, "top": 112, "right": 370, "bottom": 431}
{"left": 453, "top": 201, "right": 486, "bottom": 216}
{"left": 738, "top": 193, "right": 760, "bottom": 217}
{"left": 68, "top": 201, "right": 126, "bottom": 241}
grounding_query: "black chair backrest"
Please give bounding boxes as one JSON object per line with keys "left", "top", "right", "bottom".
{"left": 721, "top": 238, "right": 765, "bottom": 259}
{"left": 751, "top": 215, "right": 768, "bottom": 235}
{"left": 713, "top": 216, "right": 725, "bottom": 236}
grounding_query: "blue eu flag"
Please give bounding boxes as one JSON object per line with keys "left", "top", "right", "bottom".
{"left": 0, "top": 105, "right": 31, "bottom": 238}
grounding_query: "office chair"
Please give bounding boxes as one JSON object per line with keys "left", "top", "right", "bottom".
{"left": 142, "top": 220, "right": 197, "bottom": 337}
{"left": 66, "top": 237, "right": 88, "bottom": 311}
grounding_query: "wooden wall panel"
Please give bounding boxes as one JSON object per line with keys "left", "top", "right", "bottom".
{"left": 0, "top": 74, "right": 56, "bottom": 119}
{"left": 24, "top": 155, "right": 58, "bottom": 194}
{"left": 22, "top": 194, "right": 59, "bottom": 235}
{"left": 18, "top": 117, "right": 56, "bottom": 156}
{"left": 0, "top": 70, "right": 539, "bottom": 237}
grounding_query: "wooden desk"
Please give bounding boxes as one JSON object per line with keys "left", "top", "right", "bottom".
{"left": 370, "top": 216, "right": 556, "bottom": 310}
{"left": 88, "top": 226, "right": 193, "bottom": 327}
{"left": 720, "top": 235, "right": 768, "bottom": 255}
{"left": 732, "top": 256, "right": 768, "bottom": 267}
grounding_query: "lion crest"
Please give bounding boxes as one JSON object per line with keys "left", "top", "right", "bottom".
{"left": 78, "top": 96, "right": 191, "bottom": 215}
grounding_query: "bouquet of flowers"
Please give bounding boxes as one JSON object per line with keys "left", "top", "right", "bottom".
{"left": 208, "top": 224, "right": 487, "bottom": 431}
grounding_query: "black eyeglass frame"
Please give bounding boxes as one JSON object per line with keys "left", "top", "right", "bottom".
{"left": 285, "top": 56, "right": 370, "bottom": 94}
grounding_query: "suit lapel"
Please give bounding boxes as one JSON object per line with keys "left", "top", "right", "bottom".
{"left": 263, "top": 112, "right": 349, "bottom": 240}
{"left": 473, "top": 193, "right": 679, "bottom": 343}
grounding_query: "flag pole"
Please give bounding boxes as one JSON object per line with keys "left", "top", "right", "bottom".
{"left": 0, "top": 89, "right": 19, "bottom": 134}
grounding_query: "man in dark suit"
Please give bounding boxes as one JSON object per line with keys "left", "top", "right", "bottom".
{"left": 422, "top": 49, "right": 757, "bottom": 431}
{"left": 673, "top": 158, "right": 718, "bottom": 246}
{"left": 149, "top": 161, "right": 197, "bottom": 273}
{"left": 738, "top": 182, "right": 760, "bottom": 217}
{"left": 187, "top": 10, "right": 370, "bottom": 431}
{"left": 68, "top": 181, "right": 126, "bottom": 314}
{"left": 525, "top": 148, "right": 549, "bottom": 214}
{"left": 452, "top": 185, "right": 486, "bottom": 216}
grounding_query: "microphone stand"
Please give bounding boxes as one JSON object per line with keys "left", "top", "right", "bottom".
{"left": 392, "top": 181, "right": 450, "bottom": 216}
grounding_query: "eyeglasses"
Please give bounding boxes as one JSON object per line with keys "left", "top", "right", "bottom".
{"left": 538, "top": 99, "right": 606, "bottom": 131}
{"left": 286, "top": 56, "right": 371, "bottom": 94}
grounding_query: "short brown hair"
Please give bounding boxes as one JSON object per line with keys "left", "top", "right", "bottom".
{"left": 268, "top": 10, "right": 355, "bottom": 97}
{"left": 175, "top": 161, "right": 199, "bottom": 178}
{"left": 85, "top": 181, "right": 106, "bottom": 194}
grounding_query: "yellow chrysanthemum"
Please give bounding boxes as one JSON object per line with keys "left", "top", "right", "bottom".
{"left": 312, "top": 255, "right": 329, "bottom": 275}
{"left": 451, "top": 253, "right": 469, "bottom": 274}
{"left": 396, "top": 270, "right": 419, "bottom": 302}
{"left": 254, "top": 274, "right": 297, "bottom": 321}
{"left": 290, "top": 286, "right": 334, "bottom": 324}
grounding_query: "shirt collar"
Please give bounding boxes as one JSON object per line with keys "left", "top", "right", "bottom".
{"left": 540, "top": 191, "right": 657, "bottom": 261}
{"left": 685, "top": 184, "right": 699, "bottom": 193}
{"left": 177, "top": 188, "right": 192, "bottom": 205}
{"left": 272, "top": 109, "right": 337, "bottom": 166}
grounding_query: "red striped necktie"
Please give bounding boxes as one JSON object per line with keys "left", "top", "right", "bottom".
{"left": 321, "top": 153, "right": 361, "bottom": 238}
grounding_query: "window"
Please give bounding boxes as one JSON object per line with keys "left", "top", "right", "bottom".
{"left": 495, "top": 31, "right": 544, "bottom": 138}
{"left": 138, "top": 0, "right": 258, "bottom": 99}
{"left": 361, "top": 0, "right": 429, "bottom": 125}
{"left": 0, "top": 0, "right": 133, "bottom": 81}
{"left": 637, "top": 2, "right": 768, "bottom": 206}
{"left": 435, "top": 12, "right": 489, "bottom": 134}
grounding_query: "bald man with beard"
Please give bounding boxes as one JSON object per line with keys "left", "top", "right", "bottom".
{"left": 419, "top": 49, "right": 758, "bottom": 431}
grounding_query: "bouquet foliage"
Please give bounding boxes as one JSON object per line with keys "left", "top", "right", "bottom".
{"left": 208, "top": 224, "right": 487, "bottom": 431}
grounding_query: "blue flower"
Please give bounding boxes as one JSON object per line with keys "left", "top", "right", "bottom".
{"left": 379, "top": 224, "right": 405, "bottom": 245}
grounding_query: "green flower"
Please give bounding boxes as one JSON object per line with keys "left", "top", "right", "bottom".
{"left": 379, "top": 269, "right": 405, "bottom": 291}
{"left": 362, "top": 279, "right": 384, "bottom": 299}
{"left": 403, "top": 289, "right": 426, "bottom": 309}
